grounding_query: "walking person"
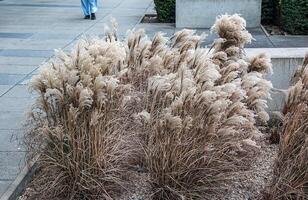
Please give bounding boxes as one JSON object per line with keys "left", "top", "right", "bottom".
{"left": 81, "top": 0, "right": 97, "bottom": 20}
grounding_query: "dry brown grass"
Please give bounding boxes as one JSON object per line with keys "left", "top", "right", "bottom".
{"left": 25, "top": 34, "right": 136, "bottom": 199}
{"left": 25, "top": 15, "right": 274, "bottom": 200}
{"left": 124, "top": 15, "right": 273, "bottom": 199}
{"left": 264, "top": 55, "right": 308, "bottom": 200}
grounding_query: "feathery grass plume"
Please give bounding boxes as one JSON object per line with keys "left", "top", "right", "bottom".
{"left": 25, "top": 37, "right": 135, "bottom": 199}
{"left": 264, "top": 55, "right": 308, "bottom": 200}
{"left": 244, "top": 53, "right": 273, "bottom": 123}
{"left": 211, "top": 14, "right": 253, "bottom": 51}
{"left": 242, "top": 72, "right": 273, "bottom": 123}
{"left": 248, "top": 53, "right": 273, "bottom": 74}
{"left": 209, "top": 15, "right": 273, "bottom": 124}
{"left": 124, "top": 29, "right": 169, "bottom": 90}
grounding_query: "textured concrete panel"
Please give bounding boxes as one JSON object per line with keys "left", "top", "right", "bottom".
{"left": 176, "top": 0, "right": 262, "bottom": 28}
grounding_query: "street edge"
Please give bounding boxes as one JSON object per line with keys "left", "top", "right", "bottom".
{"left": 0, "top": 157, "right": 38, "bottom": 200}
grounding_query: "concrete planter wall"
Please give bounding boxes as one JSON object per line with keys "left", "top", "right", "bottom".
{"left": 176, "top": 0, "right": 262, "bottom": 28}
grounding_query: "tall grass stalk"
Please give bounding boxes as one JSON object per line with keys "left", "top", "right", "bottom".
{"left": 265, "top": 55, "right": 308, "bottom": 200}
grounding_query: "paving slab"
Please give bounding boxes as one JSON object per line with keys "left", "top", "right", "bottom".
{"left": 0, "top": 97, "right": 34, "bottom": 112}
{"left": 29, "top": 32, "right": 80, "bottom": 40}
{"left": 0, "top": 152, "right": 25, "bottom": 180}
{"left": 0, "top": 74, "right": 27, "bottom": 85}
{"left": 2, "top": 85, "right": 35, "bottom": 98}
{"left": 0, "top": 65, "right": 36, "bottom": 74}
{"left": 0, "top": 181, "right": 11, "bottom": 196}
{"left": 0, "top": 49, "right": 53, "bottom": 58}
{"left": 0, "top": 25, "right": 46, "bottom": 33}
{"left": 111, "top": 8, "right": 146, "bottom": 17}
{"left": 0, "top": 85, "right": 11, "bottom": 97}
{"left": 0, "top": 33, "right": 33, "bottom": 39}
{"left": 0, "top": 39, "right": 27, "bottom": 50}
{"left": 0, "top": 56, "right": 47, "bottom": 66}
{"left": 1, "top": 43, "right": 53, "bottom": 52}
{"left": 0, "top": 130, "right": 24, "bottom": 152}
{"left": 14, "top": 40, "right": 73, "bottom": 50}
{"left": 0, "top": 111, "right": 25, "bottom": 130}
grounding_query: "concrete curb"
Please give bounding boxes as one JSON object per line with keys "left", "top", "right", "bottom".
{"left": 260, "top": 24, "right": 270, "bottom": 37}
{"left": 0, "top": 157, "right": 38, "bottom": 200}
{"left": 245, "top": 47, "right": 307, "bottom": 59}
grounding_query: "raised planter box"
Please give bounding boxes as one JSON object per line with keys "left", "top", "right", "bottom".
{"left": 176, "top": 0, "right": 262, "bottom": 28}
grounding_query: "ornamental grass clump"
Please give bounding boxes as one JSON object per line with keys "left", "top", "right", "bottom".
{"left": 143, "top": 15, "right": 272, "bottom": 199}
{"left": 25, "top": 33, "right": 135, "bottom": 199}
{"left": 25, "top": 14, "right": 273, "bottom": 199}
{"left": 265, "top": 55, "right": 308, "bottom": 200}
{"left": 122, "top": 14, "right": 273, "bottom": 199}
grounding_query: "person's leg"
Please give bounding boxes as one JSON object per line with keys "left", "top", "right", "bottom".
{"left": 81, "top": 0, "right": 90, "bottom": 18}
{"left": 88, "top": 0, "right": 98, "bottom": 20}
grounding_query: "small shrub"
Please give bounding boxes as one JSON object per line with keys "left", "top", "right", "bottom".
{"left": 261, "top": 0, "right": 279, "bottom": 24}
{"left": 264, "top": 55, "right": 308, "bottom": 199}
{"left": 153, "top": 0, "right": 175, "bottom": 22}
{"left": 267, "top": 112, "right": 284, "bottom": 144}
{"left": 280, "top": 0, "right": 308, "bottom": 34}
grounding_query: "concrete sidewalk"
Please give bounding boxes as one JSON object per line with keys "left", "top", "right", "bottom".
{"left": 0, "top": 0, "right": 307, "bottom": 197}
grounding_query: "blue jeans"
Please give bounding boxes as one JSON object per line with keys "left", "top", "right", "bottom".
{"left": 81, "top": 0, "right": 98, "bottom": 16}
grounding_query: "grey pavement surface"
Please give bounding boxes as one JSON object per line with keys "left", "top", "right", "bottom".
{"left": 0, "top": 0, "right": 307, "bottom": 197}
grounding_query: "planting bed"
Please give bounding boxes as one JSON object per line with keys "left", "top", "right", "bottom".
{"left": 13, "top": 15, "right": 307, "bottom": 200}
{"left": 18, "top": 137, "right": 279, "bottom": 200}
